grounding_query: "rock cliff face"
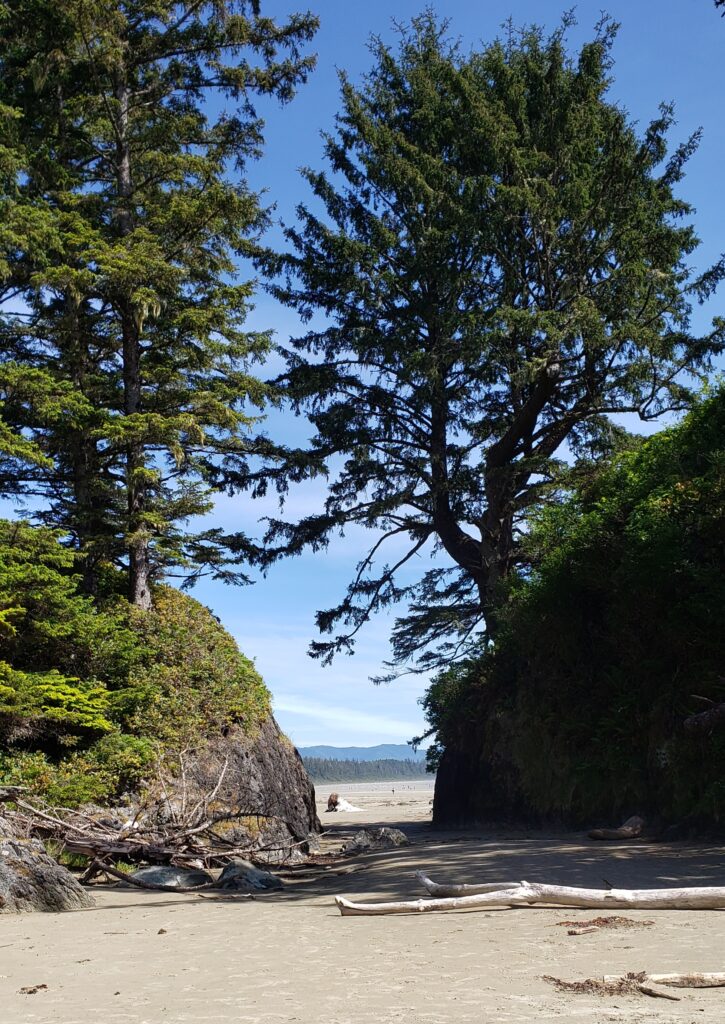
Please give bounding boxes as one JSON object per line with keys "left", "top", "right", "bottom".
{"left": 432, "top": 730, "right": 532, "bottom": 829}
{"left": 0, "top": 815, "right": 94, "bottom": 913}
{"left": 168, "top": 715, "right": 320, "bottom": 862}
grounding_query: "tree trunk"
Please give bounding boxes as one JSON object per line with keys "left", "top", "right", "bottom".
{"left": 115, "top": 72, "right": 152, "bottom": 610}
{"left": 64, "top": 296, "right": 101, "bottom": 596}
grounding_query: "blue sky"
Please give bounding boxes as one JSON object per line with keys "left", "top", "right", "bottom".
{"left": 181, "top": 0, "right": 725, "bottom": 749}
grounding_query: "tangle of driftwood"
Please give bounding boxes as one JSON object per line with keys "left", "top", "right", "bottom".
{"left": 0, "top": 764, "right": 312, "bottom": 884}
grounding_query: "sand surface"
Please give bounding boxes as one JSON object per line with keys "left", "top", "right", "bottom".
{"left": 2, "top": 779, "right": 725, "bottom": 1023}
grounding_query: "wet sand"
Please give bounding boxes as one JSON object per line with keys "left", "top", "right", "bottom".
{"left": 2, "top": 779, "right": 725, "bottom": 1022}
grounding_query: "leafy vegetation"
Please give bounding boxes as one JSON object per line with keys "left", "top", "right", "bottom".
{"left": 425, "top": 391, "right": 725, "bottom": 825}
{"left": 303, "top": 756, "right": 431, "bottom": 783}
{"left": 0, "top": 520, "right": 270, "bottom": 805}
{"left": 243, "top": 13, "right": 724, "bottom": 672}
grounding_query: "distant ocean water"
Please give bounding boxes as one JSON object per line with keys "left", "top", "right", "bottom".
{"left": 314, "top": 778, "right": 434, "bottom": 794}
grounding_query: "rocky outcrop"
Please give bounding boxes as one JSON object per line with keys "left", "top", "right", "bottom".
{"left": 0, "top": 815, "right": 94, "bottom": 914}
{"left": 217, "top": 859, "right": 283, "bottom": 891}
{"left": 342, "top": 827, "right": 409, "bottom": 854}
{"left": 128, "top": 866, "right": 213, "bottom": 889}
{"left": 432, "top": 738, "right": 532, "bottom": 828}
{"left": 161, "top": 715, "right": 320, "bottom": 863}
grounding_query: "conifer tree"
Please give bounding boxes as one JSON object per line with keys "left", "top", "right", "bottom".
{"left": 253, "top": 15, "right": 724, "bottom": 669}
{"left": 0, "top": 66, "right": 92, "bottom": 498}
{"left": 0, "top": 0, "right": 317, "bottom": 605}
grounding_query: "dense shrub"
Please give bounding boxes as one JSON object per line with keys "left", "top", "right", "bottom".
{"left": 426, "top": 391, "right": 725, "bottom": 826}
{"left": 0, "top": 523, "right": 270, "bottom": 804}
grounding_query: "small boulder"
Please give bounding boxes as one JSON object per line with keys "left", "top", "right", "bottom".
{"left": 342, "top": 827, "right": 409, "bottom": 855}
{"left": 0, "top": 815, "right": 94, "bottom": 914}
{"left": 217, "top": 858, "right": 283, "bottom": 892}
{"left": 127, "top": 866, "right": 213, "bottom": 889}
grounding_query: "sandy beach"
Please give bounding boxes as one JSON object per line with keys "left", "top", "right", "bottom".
{"left": 2, "top": 779, "right": 725, "bottom": 1023}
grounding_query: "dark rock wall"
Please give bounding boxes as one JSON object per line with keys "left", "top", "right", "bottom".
{"left": 432, "top": 730, "right": 533, "bottom": 829}
{"left": 180, "top": 715, "right": 320, "bottom": 861}
{"left": 0, "top": 815, "right": 94, "bottom": 914}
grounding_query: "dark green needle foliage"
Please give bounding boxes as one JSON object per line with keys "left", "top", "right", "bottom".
{"left": 254, "top": 12, "right": 724, "bottom": 670}
{"left": 0, "top": 0, "right": 317, "bottom": 605}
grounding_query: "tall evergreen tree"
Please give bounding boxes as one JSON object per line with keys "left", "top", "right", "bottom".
{"left": 252, "top": 15, "right": 724, "bottom": 669}
{"left": 0, "top": 66, "right": 92, "bottom": 496}
{"left": 0, "top": 0, "right": 317, "bottom": 605}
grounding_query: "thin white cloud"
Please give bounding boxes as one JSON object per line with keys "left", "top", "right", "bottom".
{"left": 273, "top": 694, "right": 423, "bottom": 739}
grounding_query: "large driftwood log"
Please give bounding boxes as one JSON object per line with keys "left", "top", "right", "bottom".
{"left": 335, "top": 880, "right": 725, "bottom": 916}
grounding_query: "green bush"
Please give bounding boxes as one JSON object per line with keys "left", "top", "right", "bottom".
{"left": 0, "top": 522, "right": 270, "bottom": 805}
{"left": 427, "top": 391, "right": 725, "bottom": 825}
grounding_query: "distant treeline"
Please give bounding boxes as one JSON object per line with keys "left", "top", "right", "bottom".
{"left": 302, "top": 757, "right": 432, "bottom": 782}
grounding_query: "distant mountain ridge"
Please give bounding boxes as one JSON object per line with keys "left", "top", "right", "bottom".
{"left": 297, "top": 743, "right": 425, "bottom": 762}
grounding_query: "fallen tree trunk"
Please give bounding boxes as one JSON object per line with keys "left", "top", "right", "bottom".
{"left": 335, "top": 880, "right": 725, "bottom": 916}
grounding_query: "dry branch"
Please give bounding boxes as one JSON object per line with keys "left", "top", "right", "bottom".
{"left": 0, "top": 761, "right": 311, "bottom": 877}
{"left": 545, "top": 971, "right": 725, "bottom": 1000}
{"left": 416, "top": 871, "right": 519, "bottom": 896}
{"left": 336, "top": 879, "right": 725, "bottom": 916}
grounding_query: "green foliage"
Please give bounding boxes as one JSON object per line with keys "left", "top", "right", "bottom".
{"left": 121, "top": 587, "right": 270, "bottom": 746}
{"left": 0, "top": 0, "right": 317, "bottom": 602}
{"left": 303, "top": 756, "right": 431, "bottom": 783}
{"left": 0, "top": 519, "right": 270, "bottom": 804}
{"left": 426, "top": 391, "right": 725, "bottom": 824}
{"left": 245, "top": 11, "right": 724, "bottom": 670}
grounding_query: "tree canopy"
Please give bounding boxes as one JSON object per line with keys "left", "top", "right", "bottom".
{"left": 248, "top": 14, "right": 724, "bottom": 672}
{"left": 0, "top": 0, "right": 317, "bottom": 605}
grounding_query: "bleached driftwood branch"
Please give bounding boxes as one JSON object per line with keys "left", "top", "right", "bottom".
{"left": 416, "top": 871, "right": 519, "bottom": 896}
{"left": 335, "top": 880, "right": 725, "bottom": 916}
{"left": 644, "top": 973, "right": 725, "bottom": 987}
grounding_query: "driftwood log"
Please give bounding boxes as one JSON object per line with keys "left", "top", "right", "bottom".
{"left": 588, "top": 815, "right": 645, "bottom": 840}
{"left": 545, "top": 971, "right": 725, "bottom": 1001}
{"left": 644, "top": 973, "right": 725, "bottom": 987}
{"left": 335, "top": 878, "right": 725, "bottom": 916}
